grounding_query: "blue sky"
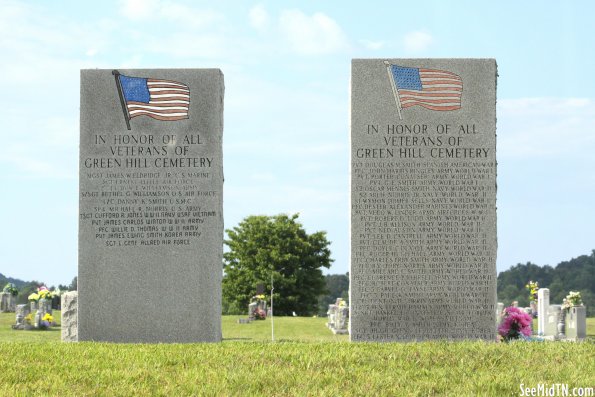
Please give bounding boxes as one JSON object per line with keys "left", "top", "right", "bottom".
{"left": 1, "top": 0, "right": 594, "bottom": 287}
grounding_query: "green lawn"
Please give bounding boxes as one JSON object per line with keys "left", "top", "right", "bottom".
{"left": 1, "top": 313, "right": 594, "bottom": 396}
{"left": 2, "top": 313, "right": 593, "bottom": 343}
{"left": 0, "top": 310, "right": 62, "bottom": 342}
{"left": 223, "top": 315, "right": 348, "bottom": 342}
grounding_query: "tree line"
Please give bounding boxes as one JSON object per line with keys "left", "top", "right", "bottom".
{"left": 0, "top": 274, "right": 77, "bottom": 305}
{"left": 5, "top": 213, "right": 593, "bottom": 317}
{"left": 497, "top": 250, "right": 595, "bottom": 316}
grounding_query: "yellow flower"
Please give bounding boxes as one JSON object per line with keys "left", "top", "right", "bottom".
{"left": 28, "top": 293, "right": 39, "bottom": 301}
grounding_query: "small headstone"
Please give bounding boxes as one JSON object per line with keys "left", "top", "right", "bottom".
{"left": 565, "top": 306, "right": 586, "bottom": 341}
{"left": 248, "top": 302, "right": 258, "bottom": 320}
{"left": 350, "top": 59, "right": 497, "bottom": 341}
{"left": 0, "top": 293, "right": 9, "bottom": 312}
{"left": 334, "top": 306, "right": 350, "bottom": 335}
{"left": 79, "top": 69, "right": 224, "bottom": 343}
{"left": 537, "top": 288, "right": 549, "bottom": 336}
{"left": 544, "top": 305, "right": 561, "bottom": 338}
{"left": 61, "top": 291, "right": 78, "bottom": 342}
{"left": 326, "top": 304, "right": 337, "bottom": 329}
{"left": 38, "top": 299, "right": 53, "bottom": 318}
{"left": 327, "top": 299, "right": 349, "bottom": 334}
{"left": 496, "top": 302, "right": 504, "bottom": 327}
{"left": 12, "top": 304, "right": 30, "bottom": 330}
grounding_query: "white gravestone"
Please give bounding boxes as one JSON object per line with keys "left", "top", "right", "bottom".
{"left": 537, "top": 288, "right": 549, "bottom": 336}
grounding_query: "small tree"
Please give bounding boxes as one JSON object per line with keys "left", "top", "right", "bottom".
{"left": 69, "top": 276, "right": 78, "bottom": 291}
{"left": 223, "top": 214, "right": 332, "bottom": 316}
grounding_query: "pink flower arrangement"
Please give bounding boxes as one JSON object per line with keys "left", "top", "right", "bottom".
{"left": 253, "top": 308, "right": 267, "bottom": 320}
{"left": 498, "top": 306, "right": 533, "bottom": 341}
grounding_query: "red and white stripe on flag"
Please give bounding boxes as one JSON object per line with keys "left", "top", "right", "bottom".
{"left": 398, "top": 68, "right": 462, "bottom": 111}
{"left": 126, "top": 79, "right": 190, "bottom": 121}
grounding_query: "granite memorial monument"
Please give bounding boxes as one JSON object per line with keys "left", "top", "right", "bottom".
{"left": 79, "top": 69, "right": 224, "bottom": 342}
{"left": 350, "top": 59, "right": 497, "bottom": 341}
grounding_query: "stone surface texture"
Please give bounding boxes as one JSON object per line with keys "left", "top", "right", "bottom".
{"left": 61, "top": 291, "right": 79, "bottom": 342}
{"left": 544, "top": 305, "right": 561, "bottom": 337}
{"left": 350, "top": 59, "right": 497, "bottom": 341}
{"left": 79, "top": 69, "right": 224, "bottom": 342}
{"left": 566, "top": 305, "right": 586, "bottom": 340}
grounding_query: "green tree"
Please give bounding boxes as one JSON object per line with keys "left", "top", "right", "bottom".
{"left": 16, "top": 282, "right": 41, "bottom": 304}
{"left": 497, "top": 250, "right": 595, "bottom": 316}
{"left": 223, "top": 214, "right": 332, "bottom": 316}
{"left": 69, "top": 276, "right": 78, "bottom": 291}
{"left": 317, "top": 273, "right": 349, "bottom": 316}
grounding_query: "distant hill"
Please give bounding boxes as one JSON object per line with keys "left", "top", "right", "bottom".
{"left": 0, "top": 273, "right": 29, "bottom": 289}
{"left": 497, "top": 250, "right": 595, "bottom": 316}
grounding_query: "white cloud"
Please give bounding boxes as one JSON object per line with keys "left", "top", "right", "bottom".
{"left": 249, "top": 4, "right": 269, "bottom": 32}
{"left": 403, "top": 30, "right": 433, "bottom": 52}
{"left": 119, "top": 0, "right": 159, "bottom": 20}
{"left": 359, "top": 39, "right": 384, "bottom": 51}
{"left": 119, "top": 0, "right": 223, "bottom": 28}
{"left": 498, "top": 98, "right": 595, "bottom": 158}
{"left": 278, "top": 9, "right": 349, "bottom": 55}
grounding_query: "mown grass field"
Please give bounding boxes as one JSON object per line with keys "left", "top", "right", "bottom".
{"left": 1, "top": 313, "right": 594, "bottom": 396}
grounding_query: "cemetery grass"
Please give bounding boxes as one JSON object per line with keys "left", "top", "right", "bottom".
{"left": 0, "top": 315, "right": 594, "bottom": 396}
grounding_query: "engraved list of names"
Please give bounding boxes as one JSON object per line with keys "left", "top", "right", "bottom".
{"left": 350, "top": 59, "right": 497, "bottom": 341}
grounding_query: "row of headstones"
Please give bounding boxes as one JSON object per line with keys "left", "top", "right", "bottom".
{"left": 12, "top": 299, "right": 55, "bottom": 330}
{"left": 495, "top": 289, "right": 587, "bottom": 340}
{"left": 326, "top": 299, "right": 349, "bottom": 335}
{"left": 537, "top": 288, "right": 586, "bottom": 340}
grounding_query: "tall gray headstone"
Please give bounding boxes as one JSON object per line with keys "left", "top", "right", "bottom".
{"left": 79, "top": 69, "right": 224, "bottom": 342}
{"left": 350, "top": 59, "right": 497, "bottom": 341}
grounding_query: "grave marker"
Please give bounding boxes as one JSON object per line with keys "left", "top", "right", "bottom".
{"left": 537, "top": 288, "right": 549, "bottom": 336}
{"left": 350, "top": 59, "right": 497, "bottom": 341}
{"left": 79, "top": 69, "right": 224, "bottom": 342}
